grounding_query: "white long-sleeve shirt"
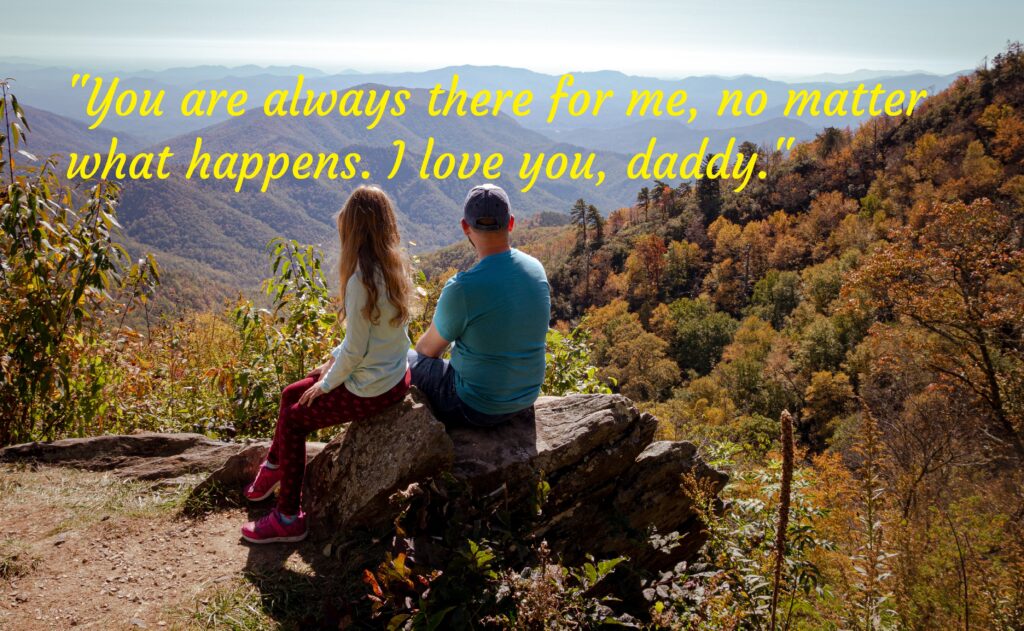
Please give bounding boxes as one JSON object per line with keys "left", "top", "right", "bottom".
{"left": 320, "top": 269, "right": 410, "bottom": 397}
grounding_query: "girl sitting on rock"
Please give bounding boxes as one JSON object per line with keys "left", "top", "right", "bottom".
{"left": 241, "top": 185, "right": 414, "bottom": 544}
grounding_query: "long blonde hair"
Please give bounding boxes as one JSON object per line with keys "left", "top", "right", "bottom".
{"left": 337, "top": 186, "right": 412, "bottom": 327}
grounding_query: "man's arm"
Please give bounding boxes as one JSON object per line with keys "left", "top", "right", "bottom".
{"left": 415, "top": 322, "right": 451, "bottom": 358}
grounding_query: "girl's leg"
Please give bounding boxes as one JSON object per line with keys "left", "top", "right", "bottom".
{"left": 273, "top": 386, "right": 341, "bottom": 515}
{"left": 275, "top": 372, "right": 412, "bottom": 515}
{"left": 267, "top": 377, "right": 316, "bottom": 466}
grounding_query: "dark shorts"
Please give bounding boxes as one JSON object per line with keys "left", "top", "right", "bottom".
{"left": 407, "top": 349, "right": 531, "bottom": 428}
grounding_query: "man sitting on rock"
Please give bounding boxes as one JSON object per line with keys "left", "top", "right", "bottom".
{"left": 409, "top": 183, "right": 551, "bottom": 427}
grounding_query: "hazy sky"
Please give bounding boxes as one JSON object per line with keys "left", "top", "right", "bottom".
{"left": 4, "top": 0, "right": 1020, "bottom": 77}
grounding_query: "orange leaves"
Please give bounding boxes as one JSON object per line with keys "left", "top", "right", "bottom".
{"left": 850, "top": 198, "right": 1022, "bottom": 327}
{"left": 361, "top": 549, "right": 442, "bottom": 621}
{"left": 362, "top": 568, "right": 384, "bottom": 600}
{"left": 847, "top": 197, "right": 1024, "bottom": 458}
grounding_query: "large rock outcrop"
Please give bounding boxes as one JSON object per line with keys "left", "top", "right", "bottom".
{"left": 302, "top": 390, "right": 455, "bottom": 530}
{"left": 300, "top": 390, "right": 727, "bottom": 569}
{"left": 0, "top": 391, "right": 727, "bottom": 570}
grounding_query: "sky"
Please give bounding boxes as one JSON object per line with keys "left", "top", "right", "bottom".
{"left": 4, "top": 0, "right": 1021, "bottom": 78}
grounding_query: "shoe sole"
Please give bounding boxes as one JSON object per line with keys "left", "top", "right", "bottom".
{"left": 241, "top": 530, "right": 308, "bottom": 544}
{"left": 245, "top": 480, "right": 280, "bottom": 502}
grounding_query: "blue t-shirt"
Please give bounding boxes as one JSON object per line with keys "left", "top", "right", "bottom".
{"left": 433, "top": 248, "right": 551, "bottom": 415}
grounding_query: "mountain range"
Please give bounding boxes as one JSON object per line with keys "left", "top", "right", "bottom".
{"left": 7, "top": 61, "right": 964, "bottom": 141}
{"left": 5, "top": 60, "right": 967, "bottom": 305}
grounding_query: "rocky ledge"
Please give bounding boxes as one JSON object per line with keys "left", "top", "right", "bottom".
{"left": 0, "top": 390, "right": 727, "bottom": 571}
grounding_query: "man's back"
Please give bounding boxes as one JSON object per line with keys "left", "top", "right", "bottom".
{"left": 433, "top": 248, "right": 550, "bottom": 415}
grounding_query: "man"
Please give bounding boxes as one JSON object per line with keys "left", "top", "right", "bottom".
{"left": 409, "top": 183, "right": 551, "bottom": 427}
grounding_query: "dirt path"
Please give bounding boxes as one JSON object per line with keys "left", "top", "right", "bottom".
{"left": 0, "top": 465, "right": 353, "bottom": 630}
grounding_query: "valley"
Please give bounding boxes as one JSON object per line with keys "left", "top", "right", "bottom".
{"left": 8, "top": 61, "right": 965, "bottom": 313}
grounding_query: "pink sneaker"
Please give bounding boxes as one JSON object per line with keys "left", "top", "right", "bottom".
{"left": 244, "top": 461, "right": 283, "bottom": 501}
{"left": 241, "top": 508, "right": 308, "bottom": 544}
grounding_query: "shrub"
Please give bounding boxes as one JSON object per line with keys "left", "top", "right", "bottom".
{"left": 211, "top": 238, "right": 338, "bottom": 436}
{"left": 0, "top": 83, "right": 158, "bottom": 445}
{"left": 543, "top": 325, "right": 612, "bottom": 396}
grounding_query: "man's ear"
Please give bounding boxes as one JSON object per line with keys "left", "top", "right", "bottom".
{"left": 461, "top": 218, "right": 471, "bottom": 235}
{"left": 507, "top": 215, "right": 516, "bottom": 232}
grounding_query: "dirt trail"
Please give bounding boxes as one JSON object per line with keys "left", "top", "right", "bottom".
{"left": 0, "top": 466, "right": 344, "bottom": 630}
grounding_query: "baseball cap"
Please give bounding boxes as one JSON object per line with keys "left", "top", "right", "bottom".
{"left": 463, "top": 184, "right": 511, "bottom": 231}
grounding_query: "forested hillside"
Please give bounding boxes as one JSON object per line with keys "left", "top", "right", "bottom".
{"left": 418, "top": 44, "right": 1024, "bottom": 629}
{"left": 86, "top": 87, "right": 646, "bottom": 299}
{"left": 425, "top": 43, "right": 1024, "bottom": 449}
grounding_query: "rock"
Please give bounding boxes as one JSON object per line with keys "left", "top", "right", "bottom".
{"left": 0, "top": 432, "right": 323, "bottom": 484}
{"left": 185, "top": 440, "right": 323, "bottom": 510}
{"left": 192, "top": 443, "right": 271, "bottom": 493}
{"left": 538, "top": 440, "right": 728, "bottom": 568}
{"left": 447, "top": 395, "right": 659, "bottom": 511}
{"left": 443, "top": 396, "right": 726, "bottom": 569}
{"left": 0, "top": 390, "right": 727, "bottom": 571}
{"left": 187, "top": 441, "right": 324, "bottom": 507}
{"left": 302, "top": 389, "right": 454, "bottom": 532}
{"left": 297, "top": 390, "right": 727, "bottom": 571}
{"left": 0, "top": 432, "right": 237, "bottom": 479}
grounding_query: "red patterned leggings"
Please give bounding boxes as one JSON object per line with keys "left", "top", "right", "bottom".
{"left": 267, "top": 370, "right": 411, "bottom": 514}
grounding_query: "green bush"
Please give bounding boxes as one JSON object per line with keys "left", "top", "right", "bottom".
{"left": 543, "top": 325, "right": 612, "bottom": 397}
{"left": 0, "top": 83, "right": 157, "bottom": 445}
{"left": 212, "top": 238, "right": 339, "bottom": 436}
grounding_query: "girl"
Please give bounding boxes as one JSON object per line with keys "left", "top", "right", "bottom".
{"left": 241, "top": 186, "right": 414, "bottom": 544}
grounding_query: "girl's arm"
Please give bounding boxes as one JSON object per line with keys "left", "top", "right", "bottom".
{"left": 319, "top": 275, "right": 371, "bottom": 393}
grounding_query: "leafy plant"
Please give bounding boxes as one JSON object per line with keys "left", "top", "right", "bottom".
{"left": 543, "top": 325, "right": 612, "bottom": 396}
{"left": 0, "top": 81, "right": 158, "bottom": 445}
{"left": 486, "top": 542, "right": 626, "bottom": 630}
{"left": 651, "top": 434, "right": 832, "bottom": 630}
{"left": 847, "top": 408, "right": 899, "bottom": 631}
{"left": 211, "top": 238, "right": 338, "bottom": 436}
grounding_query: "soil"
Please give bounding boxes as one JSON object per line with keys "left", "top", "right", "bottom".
{"left": 0, "top": 465, "right": 353, "bottom": 630}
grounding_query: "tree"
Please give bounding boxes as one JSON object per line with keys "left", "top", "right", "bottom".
{"left": 696, "top": 154, "right": 723, "bottom": 227}
{"left": 799, "top": 191, "right": 858, "bottom": 261}
{"left": 585, "top": 204, "right": 604, "bottom": 248}
{"left": 650, "top": 184, "right": 663, "bottom": 223}
{"left": 636, "top": 186, "right": 651, "bottom": 222}
{"left": 584, "top": 300, "right": 680, "bottom": 401}
{"left": 716, "top": 316, "right": 800, "bottom": 420}
{"left": 570, "top": 198, "right": 591, "bottom": 302}
{"left": 750, "top": 270, "right": 801, "bottom": 329}
{"left": 665, "top": 296, "right": 739, "bottom": 376}
{"left": 848, "top": 198, "right": 1024, "bottom": 460}
{"left": 801, "top": 371, "right": 854, "bottom": 450}
{"left": 625, "top": 234, "right": 667, "bottom": 306}
{"left": 979, "top": 103, "right": 1024, "bottom": 164}
{"left": 653, "top": 179, "right": 672, "bottom": 220}
{"left": 663, "top": 240, "right": 703, "bottom": 299}
{"left": 816, "top": 126, "right": 847, "bottom": 159}
{"left": 673, "top": 182, "right": 691, "bottom": 218}
{"left": 960, "top": 140, "right": 1002, "bottom": 196}
{"left": 570, "top": 198, "right": 589, "bottom": 250}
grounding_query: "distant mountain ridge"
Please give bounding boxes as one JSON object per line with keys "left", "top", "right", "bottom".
{"left": 549, "top": 117, "right": 818, "bottom": 155}
{"left": 19, "top": 91, "right": 637, "bottom": 291}
{"left": 20, "top": 105, "right": 139, "bottom": 156}
{"left": 6, "top": 60, "right": 967, "bottom": 305}
{"left": 5, "top": 61, "right": 966, "bottom": 142}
